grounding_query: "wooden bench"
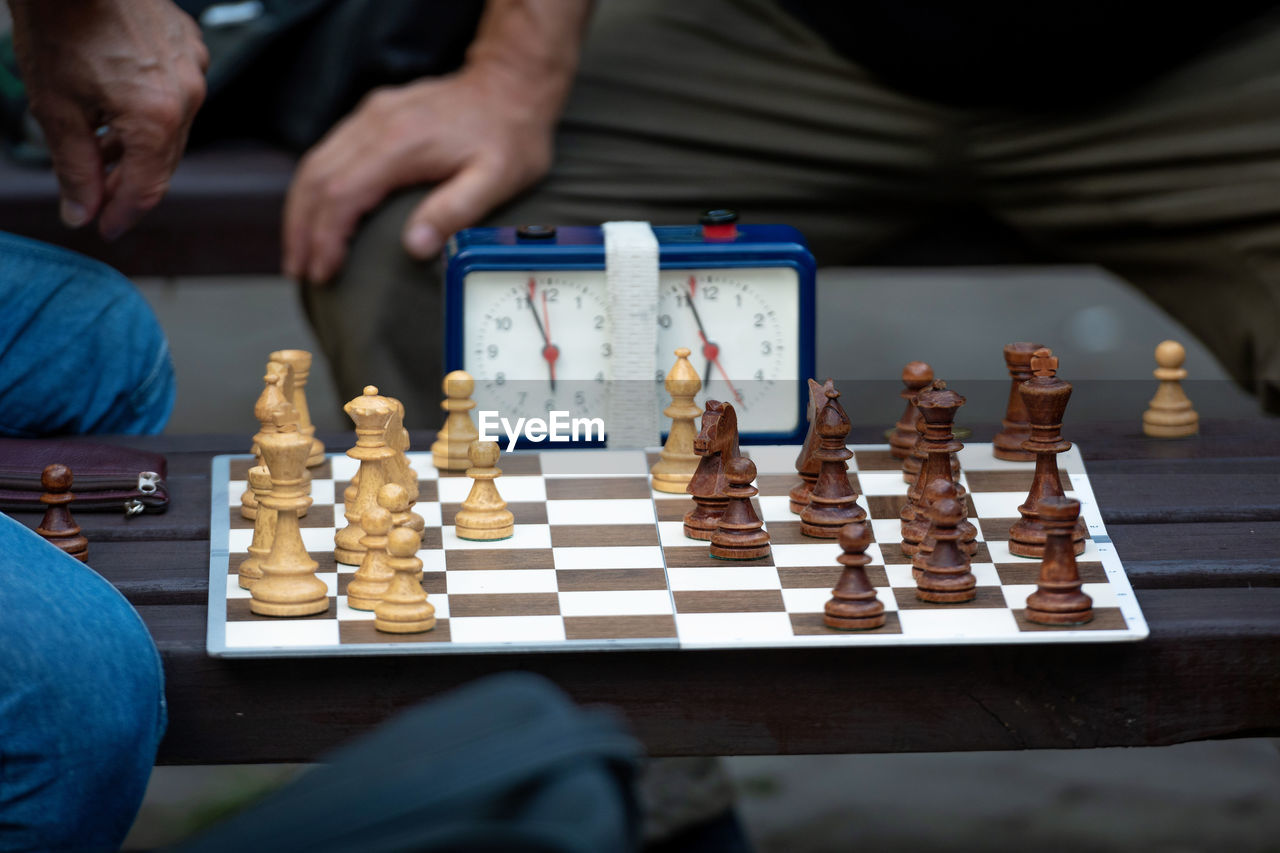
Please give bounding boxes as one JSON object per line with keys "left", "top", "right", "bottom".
{"left": 0, "top": 145, "right": 1046, "bottom": 278}
{"left": 7, "top": 419, "right": 1276, "bottom": 764}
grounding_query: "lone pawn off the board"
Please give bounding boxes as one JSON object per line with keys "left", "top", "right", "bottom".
{"left": 650, "top": 347, "right": 702, "bottom": 493}
{"left": 36, "top": 464, "right": 88, "bottom": 562}
{"left": 455, "top": 441, "right": 514, "bottom": 541}
{"left": 1142, "top": 339, "right": 1199, "bottom": 438}
{"left": 431, "top": 370, "right": 478, "bottom": 471}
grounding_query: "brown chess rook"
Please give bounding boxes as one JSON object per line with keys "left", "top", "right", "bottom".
{"left": 900, "top": 383, "right": 968, "bottom": 556}
{"left": 1025, "top": 497, "right": 1094, "bottom": 625}
{"left": 890, "top": 361, "right": 933, "bottom": 460}
{"left": 710, "top": 456, "right": 771, "bottom": 560}
{"left": 992, "top": 342, "right": 1042, "bottom": 461}
{"left": 36, "top": 464, "right": 88, "bottom": 562}
{"left": 824, "top": 521, "right": 886, "bottom": 630}
{"left": 684, "top": 401, "right": 740, "bottom": 540}
{"left": 914, "top": 496, "right": 977, "bottom": 603}
{"left": 1008, "top": 348, "right": 1087, "bottom": 558}
{"left": 800, "top": 386, "right": 866, "bottom": 538}
{"left": 790, "top": 378, "right": 831, "bottom": 513}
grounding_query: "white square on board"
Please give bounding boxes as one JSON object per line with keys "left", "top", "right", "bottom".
{"left": 448, "top": 615, "right": 566, "bottom": 644}
{"left": 557, "top": 590, "right": 674, "bottom": 617}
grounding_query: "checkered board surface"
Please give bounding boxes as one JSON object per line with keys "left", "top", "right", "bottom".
{"left": 207, "top": 444, "right": 1148, "bottom": 658}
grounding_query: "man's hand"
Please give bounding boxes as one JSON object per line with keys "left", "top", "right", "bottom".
{"left": 8, "top": 0, "right": 208, "bottom": 240}
{"left": 283, "top": 0, "right": 590, "bottom": 284}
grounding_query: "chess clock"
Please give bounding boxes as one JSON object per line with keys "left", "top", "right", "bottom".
{"left": 444, "top": 212, "right": 816, "bottom": 444}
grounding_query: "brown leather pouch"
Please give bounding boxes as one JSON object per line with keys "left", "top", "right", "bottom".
{"left": 0, "top": 439, "right": 169, "bottom": 515}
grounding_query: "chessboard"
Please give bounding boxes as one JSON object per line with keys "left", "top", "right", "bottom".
{"left": 207, "top": 443, "right": 1148, "bottom": 657}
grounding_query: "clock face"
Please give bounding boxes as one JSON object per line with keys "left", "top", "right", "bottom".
{"left": 461, "top": 265, "right": 801, "bottom": 435}
{"left": 464, "top": 270, "right": 613, "bottom": 420}
{"left": 656, "top": 267, "right": 799, "bottom": 433}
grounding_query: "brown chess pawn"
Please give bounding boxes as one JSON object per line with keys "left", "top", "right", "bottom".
{"left": 710, "top": 456, "right": 771, "bottom": 560}
{"left": 992, "top": 342, "right": 1042, "bottom": 461}
{"left": 890, "top": 361, "right": 933, "bottom": 460}
{"left": 914, "top": 496, "right": 976, "bottom": 603}
{"left": 900, "top": 383, "right": 966, "bottom": 556}
{"left": 913, "top": 478, "right": 979, "bottom": 566}
{"left": 375, "top": 526, "right": 435, "bottom": 633}
{"left": 824, "top": 521, "right": 885, "bottom": 630}
{"left": 36, "top": 464, "right": 88, "bottom": 562}
{"left": 1009, "top": 348, "right": 1086, "bottom": 558}
{"left": 1025, "top": 497, "right": 1094, "bottom": 625}
{"left": 800, "top": 387, "right": 866, "bottom": 538}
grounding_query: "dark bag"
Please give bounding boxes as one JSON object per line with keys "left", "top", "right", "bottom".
{"left": 0, "top": 439, "right": 168, "bottom": 515}
{"left": 186, "top": 0, "right": 484, "bottom": 152}
{"left": 171, "top": 672, "right": 644, "bottom": 853}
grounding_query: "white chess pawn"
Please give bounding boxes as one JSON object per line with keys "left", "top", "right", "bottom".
{"left": 1142, "top": 340, "right": 1199, "bottom": 438}
{"left": 454, "top": 441, "right": 514, "bottom": 541}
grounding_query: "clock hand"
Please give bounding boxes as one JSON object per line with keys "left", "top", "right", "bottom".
{"left": 698, "top": 331, "right": 744, "bottom": 406}
{"left": 684, "top": 276, "right": 717, "bottom": 385}
{"left": 527, "top": 278, "right": 549, "bottom": 347}
{"left": 540, "top": 289, "right": 558, "bottom": 393}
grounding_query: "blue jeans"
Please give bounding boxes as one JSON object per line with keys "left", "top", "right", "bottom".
{"left": 0, "top": 513, "right": 167, "bottom": 852}
{"left": 0, "top": 232, "right": 175, "bottom": 436}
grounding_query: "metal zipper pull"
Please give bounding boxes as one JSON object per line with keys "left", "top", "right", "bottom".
{"left": 124, "top": 471, "right": 163, "bottom": 517}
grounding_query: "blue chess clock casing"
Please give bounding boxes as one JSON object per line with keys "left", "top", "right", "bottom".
{"left": 445, "top": 215, "right": 816, "bottom": 445}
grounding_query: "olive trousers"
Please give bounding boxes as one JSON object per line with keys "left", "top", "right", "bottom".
{"left": 303, "top": 0, "right": 1280, "bottom": 421}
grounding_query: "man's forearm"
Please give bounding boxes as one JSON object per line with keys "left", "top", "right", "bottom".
{"left": 465, "top": 0, "right": 594, "bottom": 111}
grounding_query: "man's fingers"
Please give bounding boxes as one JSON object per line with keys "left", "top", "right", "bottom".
{"left": 402, "top": 160, "right": 512, "bottom": 259}
{"left": 96, "top": 131, "right": 180, "bottom": 241}
{"left": 40, "top": 106, "right": 105, "bottom": 229}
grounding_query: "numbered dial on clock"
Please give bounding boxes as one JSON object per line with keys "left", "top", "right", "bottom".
{"left": 656, "top": 268, "right": 798, "bottom": 432}
{"left": 467, "top": 271, "right": 612, "bottom": 417}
